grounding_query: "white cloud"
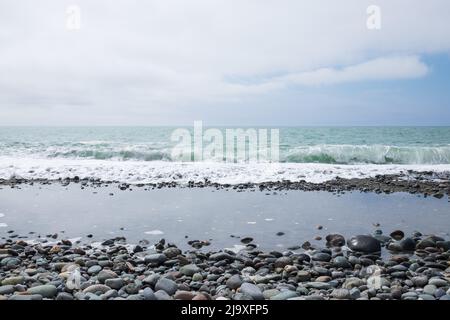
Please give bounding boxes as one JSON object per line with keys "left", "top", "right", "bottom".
{"left": 235, "top": 55, "right": 429, "bottom": 92}
{"left": 0, "top": 0, "right": 449, "bottom": 124}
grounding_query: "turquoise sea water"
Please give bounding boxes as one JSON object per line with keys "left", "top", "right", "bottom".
{"left": 0, "top": 126, "right": 450, "bottom": 164}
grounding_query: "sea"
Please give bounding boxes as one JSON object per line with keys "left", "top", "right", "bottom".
{"left": 1, "top": 126, "right": 450, "bottom": 184}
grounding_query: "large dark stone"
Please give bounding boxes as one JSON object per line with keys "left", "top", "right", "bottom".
{"left": 347, "top": 235, "right": 381, "bottom": 253}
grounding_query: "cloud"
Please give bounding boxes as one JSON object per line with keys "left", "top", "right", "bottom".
{"left": 0, "top": 0, "right": 449, "bottom": 124}
{"left": 232, "top": 55, "right": 429, "bottom": 93}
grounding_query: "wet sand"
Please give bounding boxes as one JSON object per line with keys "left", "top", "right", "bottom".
{"left": 0, "top": 183, "right": 449, "bottom": 251}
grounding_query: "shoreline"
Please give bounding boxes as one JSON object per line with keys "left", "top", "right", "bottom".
{"left": 1, "top": 230, "right": 450, "bottom": 300}
{"left": 1, "top": 170, "right": 449, "bottom": 198}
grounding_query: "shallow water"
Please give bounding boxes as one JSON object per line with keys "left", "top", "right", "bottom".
{"left": 0, "top": 184, "right": 449, "bottom": 251}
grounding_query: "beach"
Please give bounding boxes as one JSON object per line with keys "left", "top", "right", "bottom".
{"left": 0, "top": 126, "right": 449, "bottom": 300}
{"left": 1, "top": 178, "right": 450, "bottom": 300}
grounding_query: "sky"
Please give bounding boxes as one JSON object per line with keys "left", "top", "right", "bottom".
{"left": 0, "top": 0, "right": 450, "bottom": 126}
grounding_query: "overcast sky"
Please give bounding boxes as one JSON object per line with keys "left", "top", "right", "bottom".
{"left": 1, "top": 0, "right": 450, "bottom": 126}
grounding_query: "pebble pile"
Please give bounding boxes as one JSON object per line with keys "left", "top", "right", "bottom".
{"left": 1, "top": 230, "right": 450, "bottom": 300}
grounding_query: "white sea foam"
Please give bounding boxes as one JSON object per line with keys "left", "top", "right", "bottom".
{"left": 0, "top": 223, "right": 8, "bottom": 228}
{"left": 0, "top": 157, "right": 449, "bottom": 185}
{"left": 144, "top": 230, "right": 164, "bottom": 235}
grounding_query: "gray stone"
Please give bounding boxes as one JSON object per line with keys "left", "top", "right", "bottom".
{"left": 342, "top": 277, "right": 366, "bottom": 289}
{"left": 154, "top": 289, "right": 172, "bottom": 300}
{"left": 97, "top": 269, "right": 118, "bottom": 283}
{"left": 87, "top": 265, "right": 102, "bottom": 275}
{"left": 83, "top": 284, "right": 111, "bottom": 294}
{"left": 0, "top": 285, "right": 15, "bottom": 295}
{"left": 423, "top": 284, "right": 437, "bottom": 296}
{"left": 105, "top": 278, "right": 124, "bottom": 290}
{"left": 349, "top": 288, "right": 361, "bottom": 299}
{"left": 163, "top": 247, "right": 182, "bottom": 258}
{"left": 274, "top": 257, "right": 292, "bottom": 268}
{"left": 333, "top": 256, "right": 351, "bottom": 268}
{"left": 27, "top": 285, "right": 57, "bottom": 298}
{"left": 179, "top": 264, "right": 201, "bottom": 276}
{"left": 263, "top": 289, "right": 280, "bottom": 299}
{"left": 428, "top": 278, "right": 449, "bottom": 287}
{"left": 1, "top": 276, "right": 25, "bottom": 286}
{"left": 8, "top": 294, "right": 42, "bottom": 300}
{"left": 155, "top": 278, "right": 178, "bottom": 295}
{"left": 312, "top": 252, "right": 331, "bottom": 262}
{"left": 142, "top": 287, "right": 156, "bottom": 300}
{"left": 56, "top": 292, "right": 74, "bottom": 300}
{"left": 296, "top": 271, "right": 311, "bottom": 282}
{"left": 226, "top": 274, "right": 242, "bottom": 290}
{"left": 240, "top": 283, "right": 264, "bottom": 300}
{"left": 144, "top": 253, "right": 167, "bottom": 265}
{"left": 270, "top": 290, "right": 298, "bottom": 300}
{"left": 347, "top": 235, "right": 381, "bottom": 253}
{"left": 412, "top": 276, "right": 428, "bottom": 287}
{"left": 331, "top": 288, "right": 351, "bottom": 299}
{"left": 305, "top": 282, "right": 332, "bottom": 290}
{"left": 418, "top": 294, "right": 435, "bottom": 300}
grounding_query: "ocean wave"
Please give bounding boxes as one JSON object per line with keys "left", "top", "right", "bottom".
{"left": 282, "top": 145, "right": 450, "bottom": 164}
{"left": 1, "top": 143, "right": 450, "bottom": 164}
{"left": 1, "top": 157, "right": 450, "bottom": 184}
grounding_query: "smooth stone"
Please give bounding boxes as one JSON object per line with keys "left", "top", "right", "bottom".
{"left": 163, "top": 247, "right": 181, "bottom": 258}
{"left": 401, "top": 292, "right": 418, "bottom": 300}
{"left": 192, "top": 273, "right": 203, "bottom": 282}
{"left": 8, "top": 294, "right": 43, "bottom": 300}
{"left": 325, "top": 234, "right": 345, "bottom": 247}
{"left": 305, "top": 282, "right": 331, "bottom": 290}
{"left": 263, "top": 289, "right": 280, "bottom": 299}
{"left": 428, "top": 278, "right": 449, "bottom": 287}
{"left": 174, "top": 290, "right": 195, "bottom": 300}
{"left": 390, "top": 230, "right": 404, "bottom": 240}
{"left": 144, "top": 254, "right": 167, "bottom": 265}
{"left": 27, "top": 285, "right": 57, "bottom": 298}
{"left": 97, "top": 270, "right": 118, "bottom": 283}
{"left": 342, "top": 278, "right": 366, "bottom": 289}
{"left": 270, "top": 290, "right": 298, "bottom": 300}
{"left": 398, "top": 238, "right": 416, "bottom": 251}
{"left": 349, "top": 288, "right": 361, "bottom": 299}
{"left": 1, "top": 276, "right": 25, "bottom": 286}
{"left": 416, "top": 238, "right": 436, "bottom": 249}
{"left": 101, "top": 289, "right": 118, "bottom": 300}
{"left": 0, "top": 285, "right": 15, "bottom": 295}
{"left": 332, "top": 256, "right": 351, "bottom": 268}
{"left": 440, "top": 295, "right": 450, "bottom": 300}
{"left": 312, "top": 252, "right": 331, "bottom": 262}
{"left": 435, "top": 288, "right": 446, "bottom": 298}
{"left": 331, "top": 288, "right": 351, "bottom": 299}
{"left": 296, "top": 271, "right": 311, "bottom": 282}
{"left": 104, "top": 278, "right": 124, "bottom": 290}
{"left": 83, "top": 284, "right": 111, "bottom": 294}
{"left": 87, "top": 265, "right": 102, "bottom": 275}
{"left": 56, "top": 292, "right": 74, "bottom": 300}
{"left": 155, "top": 278, "right": 178, "bottom": 296}
{"left": 423, "top": 284, "right": 437, "bottom": 296}
{"left": 209, "top": 252, "right": 235, "bottom": 261}
{"left": 412, "top": 276, "right": 428, "bottom": 287}
{"left": 124, "top": 283, "right": 140, "bottom": 294}
{"left": 274, "top": 256, "right": 292, "bottom": 268}
{"left": 142, "top": 287, "right": 156, "bottom": 300}
{"left": 347, "top": 235, "right": 381, "bottom": 253}
{"left": 418, "top": 294, "right": 436, "bottom": 300}
{"left": 240, "top": 283, "right": 264, "bottom": 300}
{"left": 154, "top": 290, "right": 172, "bottom": 300}
{"left": 179, "top": 264, "right": 201, "bottom": 276}
{"left": 226, "top": 274, "right": 243, "bottom": 290}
